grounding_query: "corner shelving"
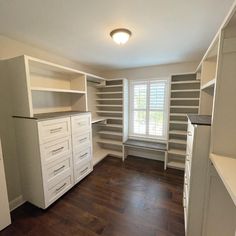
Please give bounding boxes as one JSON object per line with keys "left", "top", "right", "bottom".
{"left": 166, "top": 74, "right": 200, "bottom": 170}
{"left": 201, "top": 78, "right": 216, "bottom": 91}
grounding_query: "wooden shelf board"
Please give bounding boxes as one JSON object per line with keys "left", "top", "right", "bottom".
{"left": 171, "top": 89, "right": 200, "bottom": 93}
{"left": 168, "top": 149, "right": 186, "bottom": 156}
{"left": 98, "top": 131, "right": 122, "bottom": 136}
{"left": 170, "top": 106, "right": 199, "bottom": 109}
{"left": 167, "top": 161, "right": 185, "bottom": 170}
{"left": 170, "top": 113, "right": 188, "bottom": 117}
{"left": 102, "top": 116, "right": 123, "bottom": 120}
{"left": 31, "top": 87, "right": 86, "bottom": 94}
{"left": 96, "top": 105, "right": 122, "bottom": 107}
{"left": 210, "top": 154, "right": 236, "bottom": 206}
{"left": 96, "top": 85, "right": 123, "bottom": 88}
{"left": 170, "top": 121, "right": 188, "bottom": 124}
{"left": 91, "top": 117, "right": 107, "bottom": 124}
{"left": 168, "top": 139, "right": 187, "bottom": 145}
{"left": 171, "top": 98, "right": 200, "bottom": 101}
{"left": 171, "top": 80, "right": 200, "bottom": 85}
{"left": 96, "top": 92, "right": 122, "bottom": 95}
{"left": 169, "top": 130, "right": 187, "bottom": 135}
{"left": 96, "top": 98, "right": 122, "bottom": 101}
{"left": 98, "top": 124, "right": 123, "bottom": 128}
{"left": 97, "top": 138, "right": 122, "bottom": 146}
{"left": 96, "top": 111, "right": 123, "bottom": 114}
{"left": 201, "top": 78, "right": 216, "bottom": 90}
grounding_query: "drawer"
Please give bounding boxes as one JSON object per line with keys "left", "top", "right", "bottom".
{"left": 72, "top": 132, "right": 91, "bottom": 151}
{"left": 184, "top": 181, "right": 189, "bottom": 209}
{"left": 186, "top": 122, "right": 194, "bottom": 151}
{"left": 38, "top": 117, "right": 71, "bottom": 144}
{"left": 185, "top": 157, "right": 191, "bottom": 180}
{"left": 71, "top": 114, "right": 91, "bottom": 134}
{"left": 40, "top": 136, "right": 72, "bottom": 165}
{"left": 45, "top": 155, "right": 72, "bottom": 183}
{"left": 73, "top": 146, "right": 92, "bottom": 166}
{"left": 74, "top": 161, "right": 92, "bottom": 184}
{"left": 46, "top": 174, "right": 73, "bottom": 206}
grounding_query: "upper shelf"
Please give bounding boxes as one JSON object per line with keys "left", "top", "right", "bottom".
{"left": 31, "top": 87, "right": 86, "bottom": 94}
{"left": 210, "top": 154, "right": 236, "bottom": 206}
{"left": 201, "top": 78, "right": 216, "bottom": 91}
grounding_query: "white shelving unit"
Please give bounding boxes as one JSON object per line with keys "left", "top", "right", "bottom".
{"left": 165, "top": 74, "right": 200, "bottom": 170}
{"left": 87, "top": 78, "right": 128, "bottom": 166}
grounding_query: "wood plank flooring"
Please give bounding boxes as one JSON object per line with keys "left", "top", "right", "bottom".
{"left": 1, "top": 156, "right": 185, "bottom": 236}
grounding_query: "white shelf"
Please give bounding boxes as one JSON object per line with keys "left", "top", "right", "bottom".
{"left": 167, "top": 161, "right": 185, "bottom": 170}
{"left": 171, "top": 80, "right": 200, "bottom": 85}
{"left": 169, "top": 121, "right": 188, "bottom": 124}
{"left": 91, "top": 117, "right": 107, "bottom": 124}
{"left": 96, "top": 85, "right": 123, "bottom": 88}
{"left": 98, "top": 124, "right": 123, "bottom": 128}
{"left": 169, "top": 130, "right": 187, "bottom": 135}
{"left": 169, "top": 139, "right": 187, "bottom": 145}
{"left": 170, "top": 113, "right": 188, "bottom": 117}
{"left": 96, "top": 110, "right": 123, "bottom": 114}
{"left": 210, "top": 154, "right": 236, "bottom": 206}
{"left": 170, "top": 105, "right": 199, "bottom": 109}
{"left": 102, "top": 116, "right": 123, "bottom": 120}
{"left": 171, "top": 98, "right": 200, "bottom": 101}
{"left": 96, "top": 92, "right": 123, "bottom": 95}
{"left": 98, "top": 131, "right": 122, "bottom": 136}
{"left": 171, "top": 89, "right": 200, "bottom": 93}
{"left": 93, "top": 149, "right": 109, "bottom": 166}
{"left": 96, "top": 98, "right": 122, "bottom": 101}
{"left": 168, "top": 149, "right": 186, "bottom": 156}
{"left": 201, "top": 78, "right": 216, "bottom": 90}
{"left": 31, "top": 87, "right": 86, "bottom": 94}
{"left": 96, "top": 105, "right": 122, "bottom": 107}
{"left": 97, "top": 138, "right": 122, "bottom": 146}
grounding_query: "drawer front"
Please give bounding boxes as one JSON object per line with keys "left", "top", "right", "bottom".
{"left": 72, "top": 132, "right": 91, "bottom": 151}
{"left": 46, "top": 174, "right": 73, "bottom": 206}
{"left": 73, "top": 146, "right": 92, "bottom": 166}
{"left": 74, "top": 161, "right": 92, "bottom": 184}
{"left": 38, "top": 117, "right": 71, "bottom": 144}
{"left": 40, "top": 136, "right": 72, "bottom": 165}
{"left": 45, "top": 156, "right": 72, "bottom": 183}
{"left": 71, "top": 114, "right": 91, "bottom": 134}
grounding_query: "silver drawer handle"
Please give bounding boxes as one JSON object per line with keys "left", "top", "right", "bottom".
{"left": 50, "top": 127, "right": 63, "bottom": 134}
{"left": 80, "top": 153, "right": 88, "bottom": 159}
{"left": 53, "top": 165, "right": 65, "bottom": 174}
{"left": 187, "top": 131, "right": 192, "bottom": 136}
{"left": 80, "top": 167, "right": 88, "bottom": 174}
{"left": 51, "top": 147, "right": 64, "bottom": 154}
{"left": 79, "top": 137, "right": 87, "bottom": 143}
{"left": 55, "top": 182, "right": 66, "bottom": 192}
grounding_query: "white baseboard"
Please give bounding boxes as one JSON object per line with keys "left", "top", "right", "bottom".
{"left": 9, "top": 195, "right": 25, "bottom": 211}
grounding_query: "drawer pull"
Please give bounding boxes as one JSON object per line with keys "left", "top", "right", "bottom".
{"left": 51, "top": 147, "right": 64, "bottom": 154}
{"left": 79, "top": 137, "right": 87, "bottom": 143}
{"left": 53, "top": 165, "right": 65, "bottom": 174}
{"left": 50, "top": 127, "right": 63, "bottom": 134}
{"left": 55, "top": 183, "right": 66, "bottom": 192}
{"left": 187, "top": 131, "right": 192, "bottom": 136}
{"left": 80, "top": 167, "right": 89, "bottom": 175}
{"left": 80, "top": 153, "right": 88, "bottom": 159}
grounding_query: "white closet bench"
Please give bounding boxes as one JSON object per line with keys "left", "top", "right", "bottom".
{"left": 123, "top": 139, "right": 167, "bottom": 163}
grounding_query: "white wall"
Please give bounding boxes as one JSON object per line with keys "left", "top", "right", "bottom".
{"left": 102, "top": 61, "right": 198, "bottom": 79}
{"left": 0, "top": 35, "right": 102, "bottom": 209}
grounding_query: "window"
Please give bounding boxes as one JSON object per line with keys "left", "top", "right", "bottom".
{"left": 129, "top": 79, "right": 169, "bottom": 140}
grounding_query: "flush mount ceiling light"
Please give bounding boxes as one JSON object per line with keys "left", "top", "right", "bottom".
{"left": 110, "top": 28, "right": 132, "bottom": 45}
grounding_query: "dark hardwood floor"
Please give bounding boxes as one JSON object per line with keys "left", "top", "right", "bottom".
{"left": 1, "top": 156, "right": 185, "bottom": 236}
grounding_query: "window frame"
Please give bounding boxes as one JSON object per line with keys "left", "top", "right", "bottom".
{"left": 128, "top": 77, "right": 170, "bottom": 142}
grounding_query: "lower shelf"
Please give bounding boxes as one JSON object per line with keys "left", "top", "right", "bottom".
{"left": 93, "top": 148, "right": 123, "bottom": 166}
{"left": 167, "top": 161, "right": 185, "bottom": 170}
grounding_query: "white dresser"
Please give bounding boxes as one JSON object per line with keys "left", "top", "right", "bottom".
{"left": 183, "top": 115, "right": 211, "bottom": 236}
{"left": 14, "top": 112, "right": 93, "bottom": 209}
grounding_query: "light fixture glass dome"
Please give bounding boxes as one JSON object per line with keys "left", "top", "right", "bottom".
{"left": 110, "top": 28, "right": 132, "bottom": 45}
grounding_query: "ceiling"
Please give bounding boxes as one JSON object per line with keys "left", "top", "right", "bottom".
{"left": 0, "top": 0, "right": 234, "bottom": 70}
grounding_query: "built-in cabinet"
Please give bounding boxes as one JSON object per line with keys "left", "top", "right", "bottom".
{"left": 0, "top": 139, "right": 11, "bottom": 230}
{"left": 184, "top": 116, "right": 211, "bottom": 236}
{"left": 14, "top": 113, "right": 92, "bottom": 209}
